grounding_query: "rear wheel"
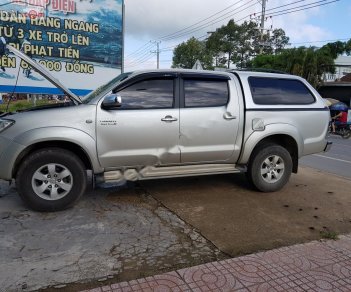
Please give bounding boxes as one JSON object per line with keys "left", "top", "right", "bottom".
{"left": 247, "top": 143, "right": 292, "bottom": 192}
{"left": 16, "top": 148, "right": 87, "bottom": 211}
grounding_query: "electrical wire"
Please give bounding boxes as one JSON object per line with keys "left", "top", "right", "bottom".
{"left": 125, "top": 50, "right": 154, "bottom": 65}
{"left": 125, "top": 42, "right": 154, "bottom": 58}
{"left": 160, "top": 0, "right": 257, "bottom": 42}
{"left": 125, "top": 54, "right": 155, "bottom": 69}
{"left": 160, "top": 0, "right": 331, "bottom": 42}
{"left": 131, "top": 0, "right": 325, "bottom": 55}
{"left": 126, "top": 0, "right": 256, "bottom": 60}
{"left": 125, "top": 0, "right": 340, "bottom": 68}
{"left": 291, "top": 38, "right": 351, "bottom": 45}
{"left": 124, "top": 52, "right": 155, "bottom": 66}
{"left": 125, "top": 33, "right": 208, "bottom": 68}
{"left": 265, "top": 0, "right": 339, "bottom": 18}
{"left": 158, "top": 0, "right": 249, "bottom": 40}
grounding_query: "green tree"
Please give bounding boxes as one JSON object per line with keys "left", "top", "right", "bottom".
{"left": 251, "top": 45, "right": 336, "bottom": 87}
{"left": 205, "top": 20, "right": 289, "bottom": 68}
{"left": 172, "top": 37, "right": 213, "bottom": 69}
{"left": 345, "top": 39, "right": 351, "bottom": 55}
{"left": 172, "top": 19, "right": 290, "bottom": 70}
{"left": 206, "top": 20, "right": 257, "bottom": 68}
{"left": 322, "top": 41, "right": 345, "bottom": 59}
{"left": 269, "top": 28, "right": 290, "bottom": 54}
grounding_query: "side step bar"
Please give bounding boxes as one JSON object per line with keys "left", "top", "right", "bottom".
{"left": 97, "top": 164, "right": 241, "bottom": 183}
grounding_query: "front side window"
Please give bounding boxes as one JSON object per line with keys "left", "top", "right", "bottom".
{"left": 184, "top": 79, "right": 229, "bottom": 107}
{"left": 117, "top": 78, "right": 174, "bottom": 109}
{"left": 249, "top": 77, "right": 315, "bottom": 105}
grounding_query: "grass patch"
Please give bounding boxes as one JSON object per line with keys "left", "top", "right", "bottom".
{"left": 320, "top": 230, "right": 338, "bottom": 240}
{"left": 0, "top": 100, "right": 53, "bottom": 112}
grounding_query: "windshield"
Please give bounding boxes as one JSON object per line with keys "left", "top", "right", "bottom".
{"left": 82, "top": 72, "right": 133, "bottom": 103}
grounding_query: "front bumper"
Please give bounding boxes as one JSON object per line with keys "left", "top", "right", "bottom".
{"left": 324, "top": 141, "right": 333, "bottom": 152}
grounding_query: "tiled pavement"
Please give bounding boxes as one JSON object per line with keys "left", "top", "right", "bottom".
{"left": 83, "top": 234, "right": 351, "bottom": 292}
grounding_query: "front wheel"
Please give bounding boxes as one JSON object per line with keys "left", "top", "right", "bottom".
{"left": 16, "top": 148, "right": 87, "bottom": 211}
{"left": 247, "top": 144, "right": 292, "bottom": 192}
{"left": 341, "top": 128, "right": 351, "bottom": 139}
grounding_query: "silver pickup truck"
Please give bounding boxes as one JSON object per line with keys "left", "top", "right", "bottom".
{"left": 0, "top": 45, "right": 331, "bottom": 211}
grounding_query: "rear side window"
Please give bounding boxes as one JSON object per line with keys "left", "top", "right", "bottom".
{"left": 184, "top": 79, "right": 229, "bottom": 107}
{"left": 249, "top": 77, "right": 315, "bottom": 105}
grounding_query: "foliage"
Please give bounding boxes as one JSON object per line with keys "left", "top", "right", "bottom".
{"left": 206, "top": 20, "right": 257, "bottom": 68}
{"left": 322, "top": 41, "right": 346, "bottom": 59}
{"left": 0, "top": 99, "right": 54, "bottom": 112}
{"left": 266, "top": 28, "right": 290, "bottom": 54}
{"left": 171, "top": 18, "right": 350, "bottom": 89}
{"left": 320, "top": 230, "right": 338, "bottom": 240}
{"left": 251, "top": 46, "right": 336, "bottom": 87}
{"left": 172, "top": 20, "right": 290, "bottom": 69}
{"left": 172, "top": 37, "right": 213, "bottom": 69}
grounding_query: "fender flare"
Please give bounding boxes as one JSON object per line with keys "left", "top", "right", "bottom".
{"left": 13, "top": 127, "right": 103, "bottom": 173}
{"left": 238, "top": 123, "right": 303, "bottom": 165}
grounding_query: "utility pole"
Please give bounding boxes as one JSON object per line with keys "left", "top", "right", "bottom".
{"left": 151, "top": 41, "right": 161, "bottom": 69}
{"left": 121, "top": 1, "right": 125, "bottom": 73}
{"left": 260, "top": 0, "right": 267, "bottom": 54}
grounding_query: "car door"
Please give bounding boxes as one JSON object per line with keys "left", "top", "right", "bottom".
{"left": 96, "top": 73, "right": 180, "bottom": 169}
{"left": 179, "top": 73, "right": 240, "bottom": 163}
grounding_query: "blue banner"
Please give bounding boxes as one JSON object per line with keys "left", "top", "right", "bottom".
{"left": 0, "top": 0, "right": 123, "bottom": 94}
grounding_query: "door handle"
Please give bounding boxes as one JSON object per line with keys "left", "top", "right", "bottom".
{"left": 223, "top": 112, "right": 237, "bottom": 120}
{"left": 161, "top": 115, "right": 178, "bottom": 122}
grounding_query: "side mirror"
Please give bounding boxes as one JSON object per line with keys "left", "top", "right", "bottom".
{"left": 101, "top": 94, "right": 122, "bottom": 110}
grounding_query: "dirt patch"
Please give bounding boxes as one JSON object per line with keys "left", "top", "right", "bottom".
{"left": 142, "top": 166, "right": 351, "bottom": 257}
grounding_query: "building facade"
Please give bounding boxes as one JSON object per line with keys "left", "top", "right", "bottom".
{"left": 323, "top": 55, "right": 351, "bottom": 82}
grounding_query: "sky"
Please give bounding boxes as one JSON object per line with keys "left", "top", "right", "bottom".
{"left": 123, "top": 0, "right": 351, "bottom": 71}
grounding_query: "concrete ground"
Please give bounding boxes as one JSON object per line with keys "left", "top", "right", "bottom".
{"left": 0, "top": 166, "right": 351, "bottom": 291}
{"left": 0, "top": 183, "right": 224, "bottom": 292}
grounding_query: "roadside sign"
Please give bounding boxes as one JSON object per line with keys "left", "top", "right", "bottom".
{"left": 0, "top": 0, "right": 124, "bottom": 96}
{"left": 192, "top": 60, "right": 203, "bottom": 70}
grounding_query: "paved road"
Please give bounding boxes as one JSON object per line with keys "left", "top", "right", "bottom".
{"left": 0, "top": 183, "right": 223, "bottom": 291}
{"left": 300, "top": 135, "right": 351, "bottom": 179}
{"left": 1, "top": 135, "right": 350, "bottom": 291}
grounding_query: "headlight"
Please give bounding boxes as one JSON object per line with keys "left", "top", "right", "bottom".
{"left": 0, "top": 119, "right": 15, "bottom": 133}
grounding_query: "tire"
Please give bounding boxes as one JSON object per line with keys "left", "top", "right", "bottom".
{"left": 247, "top": 143, "right": 292, "bottom": 192}
{"left": 16, "top": 148, "right": 87, "bottom": 212}
{"left": 342, "top": 129, "right": 351, "bottom": 139}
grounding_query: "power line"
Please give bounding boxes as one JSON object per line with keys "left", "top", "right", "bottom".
{"left": 160, "top": 0, "right": 336, "bottom": 43}
{"left": 124, "top": 55, "right": 155, "bottom": 69}
{"left": 160, "top": 34, "right": 208, "bottom": 52}
{"left": 291, "top": 37, "right": 351, "bottom": 45}
{"left": 263, "top": 0, "right": 309, "bottom": 14}
{"left": 160, "top": 0, "right": 258, "bottom": 42}
{"left": 265, "top": 0, "right": 340, "bottom": 18}
{"left": 158, "top": 0, "right": 248, "bottom": 40}
{"left": 125, "top": 53, "right": 153, "bottom": 66}
{"left": 157, "top": 0, "right": 330, "bottom": 43}
{"left": 125, "top": 0, "right": 258, "bottom": 59}
{"left": 125, "top": 50, "right": 153, "bottom": 64}
{"left": 125, "top": 42, "right": 154, "bottom": 58}
{"left": 125, "top": 34, "right": 208, "bottom": 68}
{"left": 124, "top": 0, "right": 340, "bottom": 68}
